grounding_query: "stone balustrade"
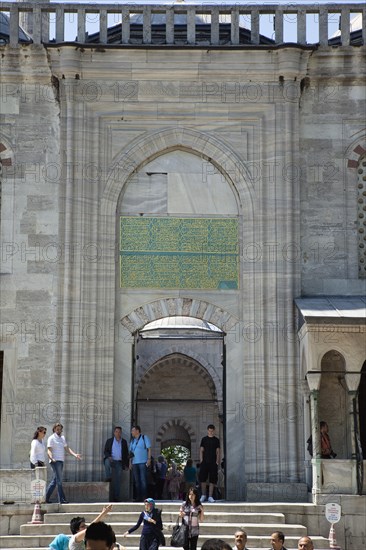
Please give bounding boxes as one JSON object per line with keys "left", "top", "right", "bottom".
{"left": 2, "top": 2, "right": 365, "bottom": 47}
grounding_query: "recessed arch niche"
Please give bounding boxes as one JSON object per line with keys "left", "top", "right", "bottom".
{"left": 319, "top": 350, "right": 347, "bottom": 458}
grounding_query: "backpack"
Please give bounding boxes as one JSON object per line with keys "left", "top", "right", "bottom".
{"left": 49, "top": 533, "right": 70, "bottom": 550}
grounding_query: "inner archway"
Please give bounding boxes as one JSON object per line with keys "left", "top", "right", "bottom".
{"left": 133, "top": 316, "right": 224, "bottom": 473}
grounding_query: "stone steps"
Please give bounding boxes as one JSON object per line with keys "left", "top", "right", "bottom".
{"left": 44, "top": 512, "right": 286, "bottom": 523}
{"left": 20, "top": 522, "right": 308, "bottom": 536}
{"left": 0, "top": 502, "right": 330, "bottom": 549}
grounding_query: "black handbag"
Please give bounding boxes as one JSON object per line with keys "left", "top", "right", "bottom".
{"left": 170, "top": 517, "right": 188, "bottom": 547}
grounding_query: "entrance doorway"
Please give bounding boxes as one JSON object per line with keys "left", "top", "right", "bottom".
{"left": 132, "top": 316, "right": 225, "bottom": 491}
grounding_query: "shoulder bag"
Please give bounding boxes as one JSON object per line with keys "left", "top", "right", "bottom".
{"left": 170, "top": 516, "right": 188, "bottom": 547}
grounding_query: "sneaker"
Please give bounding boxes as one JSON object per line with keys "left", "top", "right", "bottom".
{"left": 208, "top": 496, "right": 215, "bottom": 503}
{"left": 200, "top": 495, "right": 206, "bottom": 503}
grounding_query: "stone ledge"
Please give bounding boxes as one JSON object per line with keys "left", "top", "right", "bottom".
{"left": 246, "top": 483, "right": 309, "bottom": 502}
{"left": 62, "top": 482, "right": 109, "bottom": 503}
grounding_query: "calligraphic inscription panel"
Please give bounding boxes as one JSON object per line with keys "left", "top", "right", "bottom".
{"left": 120, "top": 217, "right": 239, "bottom": 290}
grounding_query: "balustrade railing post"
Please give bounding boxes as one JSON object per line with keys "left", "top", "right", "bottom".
{"left": 319, "top": 8, "right": 328, "bottom": 46}
{"left": 211, "top": 6, "right": 219, "bottom": 46}
{"left": 143, "top": 6, "right": 151, "bottom": 44}
{"left": 100, "top": 9, "right": 108, "bottom": 44}
{"left": 55, "top": 6, "right": 64, "bottom": 43}
{"left": 187, "top": 7, "right": 196, "bottom": 45}
{"left": 121, "top": 5, "right": 130, "bottom": 44}
{"left": 340, "top": 8, "right": 350, "bottom": 45}
{"left": 231, "top": 7, "right": 239, "bottom": 45}
{"left": 251, "top": 9, "right": 260, "bottom": 45}
{"left": 41, "top": 7, "right": 49, "bottom": 43}
{"left": 275, "top": 9, "right": 284, "bottom": 44}
{"left": 77, "top": 8, "right": 86, "bottom": 43}
{"left": 10, "top": 5, "right": 20, "bottom": 46}
{"left": 32, "top": 6, "right": 41, "bottom": 44}
{"left": 297, "top": 9, "right": 306, "bottom": 45}
{"left": 166, "top": 7, "right": 174, "bottom": 44}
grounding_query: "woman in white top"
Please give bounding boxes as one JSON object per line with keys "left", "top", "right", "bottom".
{"left": 30, "top": 426, "right": 47, "bottom": 468}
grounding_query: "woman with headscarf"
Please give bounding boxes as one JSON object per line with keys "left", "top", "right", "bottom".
{"left": 123, "top": 498, "right": 164, "bottom": 550}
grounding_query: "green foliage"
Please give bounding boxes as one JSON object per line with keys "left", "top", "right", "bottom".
{"left": 161, "top": 445, "right": 190, "bottom": 470}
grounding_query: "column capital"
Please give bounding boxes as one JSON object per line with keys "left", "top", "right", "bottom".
{"left": 306, "top": 371, "right": 322, "bottom": 392}
{"left": 345, "top": 372, "right": 361, "bottom": 392}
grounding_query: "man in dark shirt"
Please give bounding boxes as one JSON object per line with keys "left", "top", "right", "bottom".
{"left": 269, "top": 531, "right": 287, "bottom": 550}
{"left": 199, "top": 424, "right": 220, "bottom": 503}
{"left": 104, "top": 426, "right": 129, "bottom": 502}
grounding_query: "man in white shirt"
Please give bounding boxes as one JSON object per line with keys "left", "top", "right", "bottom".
{"left": 45, "top": 422, "right": 82, "bottom": 504}
{"left": 233, "top": 529, "right": 249, "bottom": 550}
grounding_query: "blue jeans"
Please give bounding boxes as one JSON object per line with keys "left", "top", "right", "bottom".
{"left": 132, "top": 462, "right": 148, "bottom": 501}
{"left": 104, "top": 457, "right": 112, "bottom": 480}
{"left": 110, "top": 460, "right": 123, "bottom": 501}
{"left": 46, "top": 461, "right": 67, "bottom": 503}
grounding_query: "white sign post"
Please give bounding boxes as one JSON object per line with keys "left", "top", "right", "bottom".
{"left": 325, "top": 503, "right": 342, "bottom": 550}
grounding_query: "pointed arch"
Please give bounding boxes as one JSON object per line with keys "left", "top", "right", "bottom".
{"left": 155, "top": 418, "right": 197, "bottom": 446}
{"left": 102, "top": 126, "right": 254, "bottom": 218}
{"left": 136, "top": 352, "right": 220, "bottom": 402}
{"left": 136, "top": 350, "right": 223, "bottom": 403}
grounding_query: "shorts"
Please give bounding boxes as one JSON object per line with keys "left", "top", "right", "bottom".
{"left": 198, "top": 462, "right": 218, "bottom": 485}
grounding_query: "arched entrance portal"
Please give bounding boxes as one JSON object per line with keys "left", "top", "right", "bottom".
{"left": 132, "top": 317, "right": 224, "bottom": 479}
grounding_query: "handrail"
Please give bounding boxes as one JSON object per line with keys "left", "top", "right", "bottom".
{"left": 2, "top": 2, "right": 365, "bottom": 47}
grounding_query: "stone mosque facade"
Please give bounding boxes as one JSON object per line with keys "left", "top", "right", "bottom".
{"left": 0, "top": 1, "right": 365, "bottom": 512}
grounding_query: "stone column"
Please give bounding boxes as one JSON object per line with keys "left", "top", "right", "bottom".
{"left": 306, "top": 371, "right": 322, "bottom": 503}
{"left": 345, "top": 372, "right": 362, "bottom": 458}
{"left": 301, "top": 380, "right": 312, "bottom": 490}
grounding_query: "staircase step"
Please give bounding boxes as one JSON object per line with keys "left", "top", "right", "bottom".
{"left": 20, "top": 523, "right": 307, "bottom": 536}
{"left": 44, "top": 512, "right": 286, "bottom": 524}
{"left": 47, "top": 501, "right": 317, "bottom": 513}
